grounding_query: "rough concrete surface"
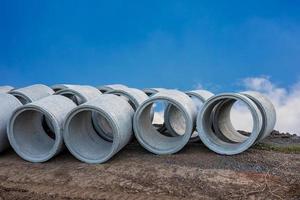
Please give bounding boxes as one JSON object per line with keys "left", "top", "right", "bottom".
{"left": 0, "top": 131, "right": 299, "bottom": 200}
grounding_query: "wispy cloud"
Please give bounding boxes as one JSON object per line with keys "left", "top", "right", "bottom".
{"left": 238, "top": 76, "right": 300, "bottom": 135}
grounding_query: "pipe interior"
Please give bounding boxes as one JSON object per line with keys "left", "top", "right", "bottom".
{"left": 67, "top": 110, "right": 114, "bottom": 161}
{"left": 166, "top": 105, "right": 187, "bottom": 136}
{"left": 151, "top": 100, "right": 167, "bottom": 130}
{"left": 214, "top": 99, "right": 253, "bottom": 143}
{"left": 136, "top": 100, "right": 190, "bottom": 152}
{"left": 12, "top": 109, "right": 56, "bottom": 158}
{"left": 92, "top": 112, "right": 114, "bottom": 141}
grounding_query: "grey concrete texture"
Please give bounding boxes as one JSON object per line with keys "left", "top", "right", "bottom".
{"left": 55, "top": 85, "right": 102, "bottom": 105}
{"left": 197, "top": 93, "right": 265, "bottom": 155}
{"left": 133, "top": 90, "right": 197, "bottom": 155}
{"left": 0, "top": 86, "right": 14, "bottom": 93}
{"left": 7, "top": 95, "right": 77, "bottom": 162}
{"left": 0, "top": 83, "right": 277, "bottom": 161}
{"left": 9, "top": 84, "right": 54, "bottom": 104}
{"left": 97, "top": 84, "right": 128, "bottom": 93}
{"left": 63, "top": 94, "right": 134, "bottom": 163}
{"left": 0, "top": 94, "right": 22, "bottom": 153}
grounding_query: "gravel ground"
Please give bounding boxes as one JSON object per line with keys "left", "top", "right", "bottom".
{"left": 0, "top": 132, "right": 299, "bottom": 200}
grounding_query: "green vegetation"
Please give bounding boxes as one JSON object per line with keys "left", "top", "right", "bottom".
{"left": 254, "top": 143, "right": 300, "bottom": 153}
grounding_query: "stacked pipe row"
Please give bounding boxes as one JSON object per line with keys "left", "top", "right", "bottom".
{"left": 0, "top": 84, "right": 276, "bottom": 163}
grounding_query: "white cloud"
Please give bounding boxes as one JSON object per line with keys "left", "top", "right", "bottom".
{"left": 233, "top": 76, "right": 300, "bottom": 135}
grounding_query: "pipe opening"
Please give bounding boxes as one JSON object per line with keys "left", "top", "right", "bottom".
{"left": 135, "top": 99, "right": 190, "bottom": 153}
{"left": 213, "top": 99, "right": 253, "bottom": 143}
{"left": 200, "top": 96, "right": 260, "bottom": 153}
{"left": 11, "top": 109, "right": 56, "bottom": 158}
{"left": 66, "top": 109, "right": 115, "bottom": 161}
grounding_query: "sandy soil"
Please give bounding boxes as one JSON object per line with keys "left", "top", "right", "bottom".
{"left": 0, "top": 132, "right": 299, "bottom": 200}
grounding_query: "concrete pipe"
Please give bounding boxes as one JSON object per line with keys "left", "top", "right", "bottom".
{"left": 7, "top": 95, "right": 76, "bottom": 162}
{"left": 0, "top": 94, "right": 22, "bottom": 153}
{"left": 197, "top": 93, "right": 263, "bottom": 155}
{"left": 55, "top": 85, "right": 102, "bottom": 105}
{"left": 211, "top": 91, "right": 276, "bottom": 144}
{"left": 133, "top": 90, "right": 197, "bottom": 154}
{"left": 240, "top": 91, "right": 276, "bottom": 141}
{"left": 9, "top": 84, "right": 54, "bottom": 104}
{"left": 97, "top": 84, "right": 128, "bottom": 93}
{"left": 0, "top": 86, "right": 14, "bottom": 93}
{"left": 63, "top": 94, "right": 134, "bottom": 164}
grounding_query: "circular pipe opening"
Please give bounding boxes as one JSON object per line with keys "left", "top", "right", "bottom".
{"left": 134, "top": 98, "right": 192, "bottom": 154}
{"left": 212, "top": 99, "right": 254, "bottom": 143}
{"left": 64, "top": 108, "right": 117, "bottom": 163}
{"left": 8, "top": 107, "right": 60, "bottom": 162}
{"left": 198, "top": 94, "right": 262, "bottom": 155}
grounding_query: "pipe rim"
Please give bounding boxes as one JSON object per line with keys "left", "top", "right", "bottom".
{"left": 63, "top": 105, "right": 120, "bottom": 164}
{"left": 134, "top": 96, "right": 193, "bottom": 154}
{"left": 7, "top": 105, "right": 62, "bottom": 162}
{"left": 197, "top": 93, "right": 263, "bottom": 155}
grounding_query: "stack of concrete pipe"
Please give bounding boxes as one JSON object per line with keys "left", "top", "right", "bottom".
{"left": 0, "top": 84, "right": 276, "bottom": 164}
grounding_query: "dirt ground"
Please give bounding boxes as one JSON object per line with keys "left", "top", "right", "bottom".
{"left": 0, "top": 132, "right": 299, "bottom": 200}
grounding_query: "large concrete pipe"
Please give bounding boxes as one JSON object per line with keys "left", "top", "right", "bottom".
{"left": 0, "top": 86, "right": 14, "bottom": 93}
{"left": 63, "top": 94, "right": 134, "bottom": 164}
{"left": 9, "top": 84, "right": 54, "bottom": 104}
{"left": 211, "top": 91, "right": 276, "bottom": 144}
{"left": 55, "top": 85, "right": 102, "bottom": 105}
{"left": 133, "top": 90, "right": 197, "bottom": 154}
{"left": 0, "top": 94, "right": 22, "bottom": 153}
{"left": 97, "top": 84, "right": 128, "bottom": 93}
{"left": 197, "top": 93, "right": 263, "bottom": 155}
{"left": 7, "top": 95, "right": 76, "bottom": 162}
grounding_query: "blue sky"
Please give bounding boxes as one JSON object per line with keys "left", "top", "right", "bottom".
{"left": 1, "top": 0, "right": 299, "bottom": 92}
